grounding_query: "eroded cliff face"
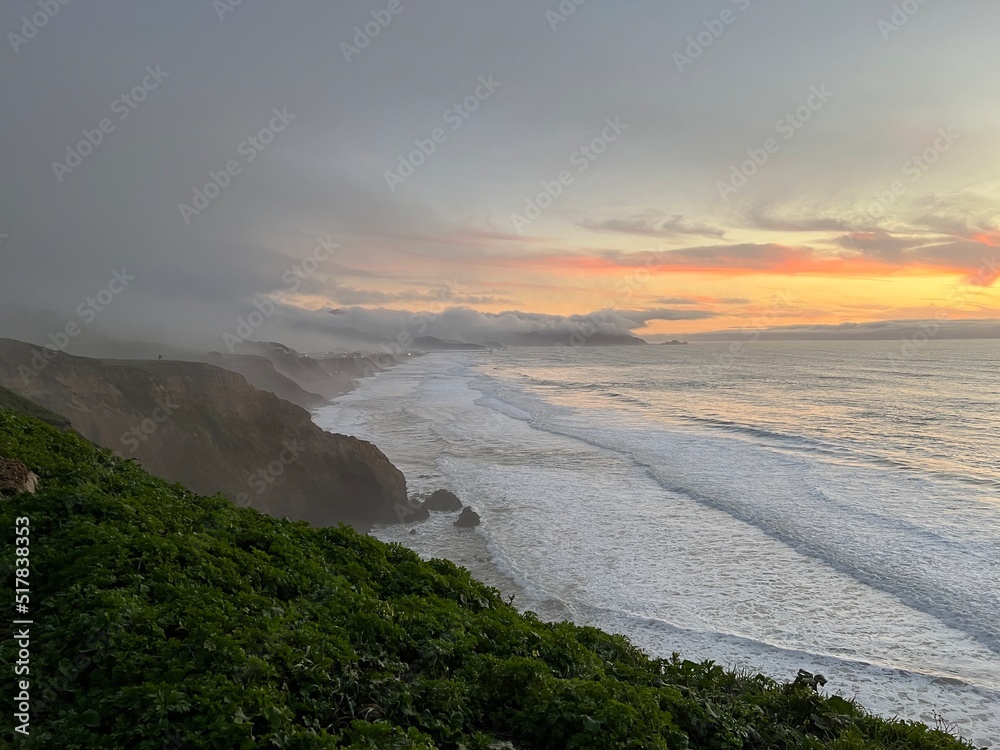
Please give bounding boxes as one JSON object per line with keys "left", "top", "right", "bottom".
{"left": 234, "top": 341, "right": 393, "bottom": 399}
{"left": 0, "top": 338, "right": 407, "bottom": 530}
{"left": 202, "top": 351, "right": 325, "bottom": 409}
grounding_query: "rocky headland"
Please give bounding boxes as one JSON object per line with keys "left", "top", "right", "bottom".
{"left": 0, "top": 338, "right": 409, "bottom": 530}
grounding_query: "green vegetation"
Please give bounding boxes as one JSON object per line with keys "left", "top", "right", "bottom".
{"left": 0, "top": 409, "right": 979, "bottom": 749}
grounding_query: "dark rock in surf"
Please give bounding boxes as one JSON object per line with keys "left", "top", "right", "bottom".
{"left": 400, "top": 500, "right": 430, "bottom": 523}
{"left": 425, "top": 489, "right": 463, "bottom": 512}
{"left": 454, "top": 507, "right": 481, "bottom": 528}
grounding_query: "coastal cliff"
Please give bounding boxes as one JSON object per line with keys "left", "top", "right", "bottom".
{"left": 202, "top": 351, "right": 326, "bottom": 409}
{"left": 0, "top": 338, "right": 407, "bottom": 529}
{"left": 233, "top": 341, "right": 392, "bottom": 399}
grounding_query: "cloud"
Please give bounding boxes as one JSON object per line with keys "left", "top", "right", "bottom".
{"left": 614, "top": 308, "right": 718, "bottom": 326}
{"left": 741, "top": 206, "right": 867, "bottom": 233}
{"left": 607, "top": 243, "right": 890, "bottom": 276}
{"left": 326, "top": 285, "right": 512, "bottom": 306}
{"left": 390, "top": 226, "right": 535, "bottom": 245}
{"left": 582, "top": 213, "right": 725, "bottom": 239}
{"left": 516, "top": 237, "right": 1000, "bottom": 283}
{"left": 241, "top": 302, "right": 722, "bottom": 350}
{"left": 834, "top": 231, "right": 930, "bottom": 259}
{"left": 651, "top": 296, "right": 750, "bottom": 306}
{"left": 651, "top": 297, "right": 700, "bottom": 305}
{"left": 908, "top": 193, "right": 1000, "bottom": 237}
{"left": 907, "top": 237, "right": 1000, "bottom": 286}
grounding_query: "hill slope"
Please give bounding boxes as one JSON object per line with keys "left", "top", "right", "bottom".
{"left": 0, "top": 386, "right": 71, "bottom": 428}
{"left": 0, "top": 410, "right": 975, "bottom": 749}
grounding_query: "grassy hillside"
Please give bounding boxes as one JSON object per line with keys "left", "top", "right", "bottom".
{"left": 0, "top": 409, "right": 978, "bottom": 749}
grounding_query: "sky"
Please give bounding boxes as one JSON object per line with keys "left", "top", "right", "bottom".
{"left": 2, "top": 0, "right": 1000, "bottom": 349}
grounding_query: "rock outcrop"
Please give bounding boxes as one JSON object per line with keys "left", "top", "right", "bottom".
{"left": 454, "top": 507, "right": 481, "bottom": 528}
{"left": 402, "top": 501, "right": 430, "bottom": 523}
{"left": 0, "top": 456, "right": 37, "bottom": 497}
{"left": 0, "top": 338, "right": 406, "bottom": 529}
{"left": 425, "top": 489, "right": 464, "bottom": 512}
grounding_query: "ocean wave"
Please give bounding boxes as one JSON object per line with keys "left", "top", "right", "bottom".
{"left": 467, "top": 371, "right": 1000, "bottom": 657}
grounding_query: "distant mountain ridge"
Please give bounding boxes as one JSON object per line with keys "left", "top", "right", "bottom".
{"left": 412, "top": 336, "right": 487, "bottom": 351}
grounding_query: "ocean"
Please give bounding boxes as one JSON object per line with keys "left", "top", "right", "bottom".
{"left": 313, "top": 340, "right": 1000, "bottom": 745}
